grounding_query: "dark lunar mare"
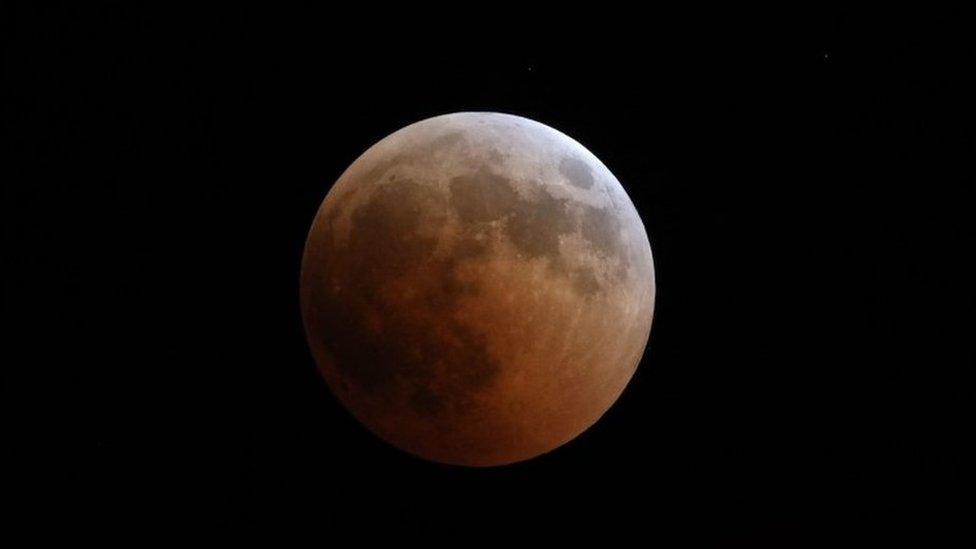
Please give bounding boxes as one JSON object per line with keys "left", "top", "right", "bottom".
{"left": 303, "top": 177, "right": 502, "bottom": 419}
{"left": 305, "top": 163, "right": 634, "bottom": 419}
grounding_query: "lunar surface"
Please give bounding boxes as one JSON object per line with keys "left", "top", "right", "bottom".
{"left": 301, "top": 112, "right": 655, "bottom": 466}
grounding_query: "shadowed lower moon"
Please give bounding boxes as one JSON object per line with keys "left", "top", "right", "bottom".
{"left": 301, "top": 112, "right": 655, "bottom": 466}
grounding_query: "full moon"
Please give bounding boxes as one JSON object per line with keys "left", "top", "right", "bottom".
{"left": 301, "top": 112, "right": 655, "bottom": 466}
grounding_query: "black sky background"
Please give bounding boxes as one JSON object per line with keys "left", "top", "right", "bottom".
{"left": 7, "top": 5, "right": 973, "bottom": 544}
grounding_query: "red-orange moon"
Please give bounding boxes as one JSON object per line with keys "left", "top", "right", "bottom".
{"left": 301, "top": 113, "right": 655, "bottom": 466}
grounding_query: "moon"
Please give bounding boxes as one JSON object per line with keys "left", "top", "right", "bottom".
{"left": 301, "top": 112, "right": 655, "bottom": 466}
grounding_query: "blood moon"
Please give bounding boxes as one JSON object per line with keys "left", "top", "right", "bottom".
{"left": 301, "top": 112, "right": 655, "bottom": 466}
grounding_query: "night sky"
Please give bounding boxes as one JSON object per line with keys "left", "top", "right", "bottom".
{"left": 7, "top": 5, "right": 972, "bottom": 544}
